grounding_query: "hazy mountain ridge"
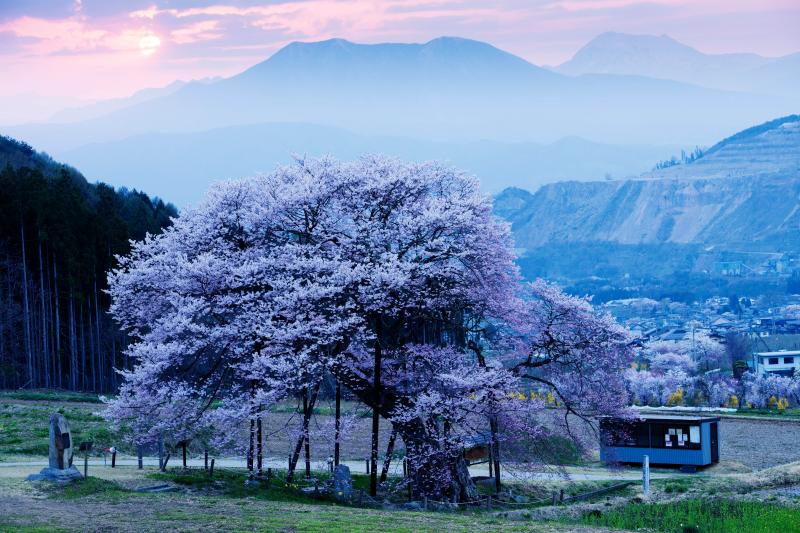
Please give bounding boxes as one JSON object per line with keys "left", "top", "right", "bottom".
{"left": 47, "top": 78, "right": 220, "bottom": 124}
{"left": 59, "top": 122, "right": 681, "bottom": 205}
{"left": 5, "top": 36, "right": 794, "bottom": 156}
{"left": 497, "top": 115, "right": 800, "bottom": 250}
{"left": 555, "top": 32, "right": 799, "bottom": 96}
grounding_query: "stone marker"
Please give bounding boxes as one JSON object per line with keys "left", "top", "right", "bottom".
{"left": 332, "top": 464, "right": 352, "bottom": 502}
{"left": 27, "top": 412, "right": 83, "bottom": 483}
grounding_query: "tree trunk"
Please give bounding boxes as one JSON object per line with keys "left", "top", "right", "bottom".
{"left": 286, "top": 382, "right": 320, "bottom": 484}
{"left": 334, "top": 382, "right": 341, "bottom": 466}
{"left": 380, "top": 427, "right": 398, "bottom": 483}
{"left": 370, "top": 318, "right": 383, "bottom": 497}
{"left": 79, "top": 300, "right": 87, "bottom": 391}
{"left": 53, "top": 253, "right": 62, "bottom": 389}
{"left": 86, "top": 296, "right": 96, "bottom": 391}
{"left": 471, "top": 341, "right": 501, "bottom": 493}
{"left": 256, "top": 415, "right": 263, "bottom": 477}
{"left": 20, "top": 222, "right": 33, "bottom": 387}
{"left": 303, "top": 389, "right": 312, "bottom": 479}
{"left": 93, "top": 279, "right": 102, "bottom": 391}
{"left": 38, "top": 240, "right": 49, "bottom": 388}
{"left": 68, "top": 289, "right": 76, "bottom": 390}
{"left": 393, "top": 417, "right": 478, "bottom": 502}
{"left": 247, "top": 417, "right": 255, "bottom": 477}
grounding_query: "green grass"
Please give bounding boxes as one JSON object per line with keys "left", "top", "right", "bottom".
{"left": 0, "top": 389, "right": 104, "bottom": 403}
{"left": 655, "top": 477, "right": 704, "bottom": 495}
{"left": 578, "top": 498, "right": 800, "bottom": 532}
{"left": 0, "top": 399, "right": 121, "bottom": 458}
{"left": 733, "top": 407, "right": 800, "bottom": 419}
{"left": 148, "top": 466, "right": 377, "bottom": 505}
{"left": 0, "top": 525, "right": 68, "bottom": 533}
{"left": 46, "top": 476, "right": 130, "bottom": 501}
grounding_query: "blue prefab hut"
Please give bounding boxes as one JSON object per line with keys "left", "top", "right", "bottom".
{"left": 599, "top": 415, "right": 720, "bottom": 467}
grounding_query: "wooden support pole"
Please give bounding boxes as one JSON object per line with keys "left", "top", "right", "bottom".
{"left": 334, "top": 382, "right": 341, "bottom": 467}
{"left": 257, "top": 416, "right": 263, "bottom": 478}
{"left": 380, "top": 427, "right": 397, "bottom": 483}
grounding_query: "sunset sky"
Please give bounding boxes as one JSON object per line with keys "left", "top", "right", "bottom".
{"left": 1, "top": 0, "right": 799, "bottom": 107}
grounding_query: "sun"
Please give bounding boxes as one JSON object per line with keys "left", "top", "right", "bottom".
{"left": 138, "top": 34, "right": 161, "bottom": 56}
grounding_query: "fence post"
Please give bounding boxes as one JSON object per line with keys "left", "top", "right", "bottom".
{"left": 137, "top": 445, "right": 143, "bottom": 470}
{"left": 209, "top": 458, "right": 215, "bottom": 477}
{"left": 643, "top": 455, "right": 650, "bottom": 498}
{"left": 552, "top": 492, "right": 558, "bottom": 506}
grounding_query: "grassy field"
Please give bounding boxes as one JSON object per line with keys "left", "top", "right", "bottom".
{"left": 3, "top": 390, "right": 800, "bottom": 532}
{"left": 577, "top": 498, "right": 800, "bottom": 532}
{"left": 0, "top": 392, "right": 119, "bottom": 459}
{"left": 0, "top": 472, "right": 576, "bottom": 533}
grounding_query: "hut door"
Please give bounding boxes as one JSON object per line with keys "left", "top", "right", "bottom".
{"left": 710, "top": 423, "right": 719, "bottom": 463}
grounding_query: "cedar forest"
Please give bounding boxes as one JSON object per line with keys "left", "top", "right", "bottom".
{"left": 0, "top": 135, "right": 177, "bottom": 391}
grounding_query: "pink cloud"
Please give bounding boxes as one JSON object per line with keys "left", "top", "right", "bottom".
{"left": 1, "top": 0, "right": 798, "bottom": 108}
{"left": 170, "top": 20, "right": 224, "bottom": 44}
{"left": 0, "top": 15, "right": 160, "bottom": 56}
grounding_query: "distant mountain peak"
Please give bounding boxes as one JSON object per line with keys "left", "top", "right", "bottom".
{"left": 555, "top": 31, "right": 796, "bottom": 95}
{"left": 587, "top": 31, "right": 690, "bottom": 49}
{"left": 236, "top": 35, "right": 548, "bottom": 81}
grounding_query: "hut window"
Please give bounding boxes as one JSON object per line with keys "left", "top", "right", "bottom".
{"left": 600, "top": 419, "right": 649, "bottom": 447}
{"left": 650, "top": 423, "right": 701, "bottom": 450}
{"left": 769, "top": 357, "right": 779, "bottom": 365}
{"left": 785, "top": 357, "right": 795, "bottom": 364}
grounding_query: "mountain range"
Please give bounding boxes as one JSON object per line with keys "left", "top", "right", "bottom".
{"left": 3, "top": 34, "right": 798, "bottom": 206}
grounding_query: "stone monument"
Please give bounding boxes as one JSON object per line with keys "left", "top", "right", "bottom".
{"left": 332, "top": 464, "right": 352, "bottom": 502}
{"left": 27, "top": 412, "right": 83, "bottom": 483}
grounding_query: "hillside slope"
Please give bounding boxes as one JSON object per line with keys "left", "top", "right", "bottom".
{"left": 498, "top": 115, "right": 800, "bottom": 250}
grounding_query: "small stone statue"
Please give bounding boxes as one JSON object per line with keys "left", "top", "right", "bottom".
{"left": 27, "top": 412, "right": 83, "bottom": 483}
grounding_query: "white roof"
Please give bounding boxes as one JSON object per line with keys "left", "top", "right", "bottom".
{"left": 756, "top": 350, "right": 800, "bottom": 356}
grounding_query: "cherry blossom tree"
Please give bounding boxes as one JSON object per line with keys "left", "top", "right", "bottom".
{"left": 106, "top": 155, "right": 633, "bottom": 502}
{"left": 741, "top": 372, "right": 800, "bottom": 408}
